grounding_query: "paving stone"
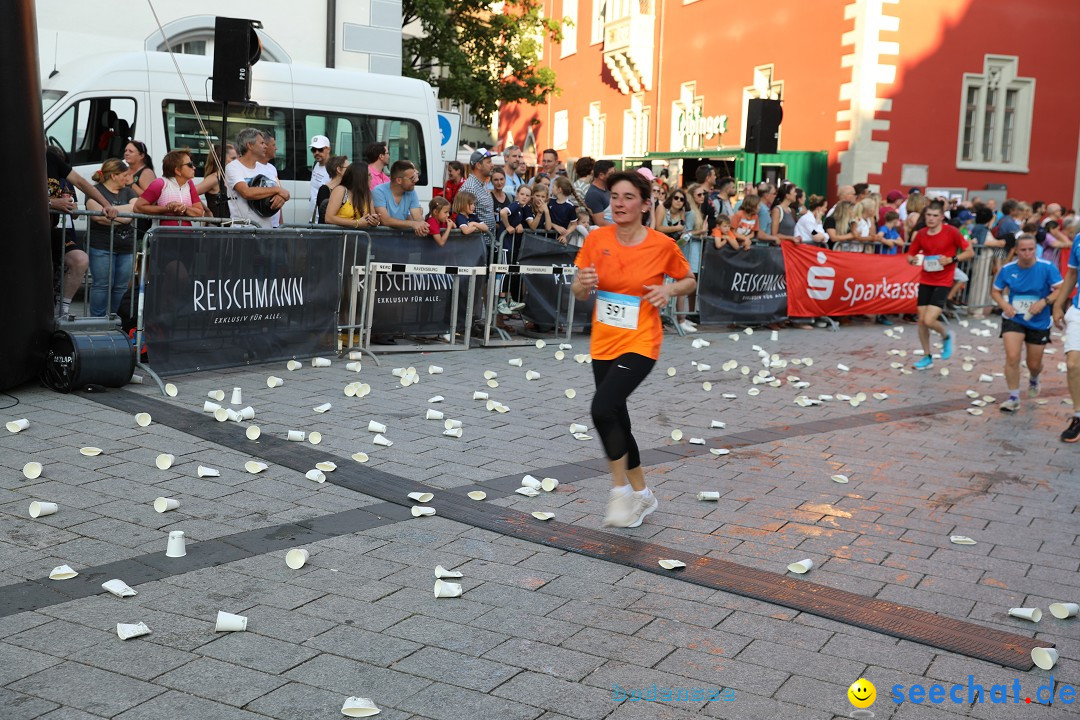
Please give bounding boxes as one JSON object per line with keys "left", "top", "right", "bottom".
{"left": 247, "top": 681, "right": 414, "bottom": 720}
{"left": 8, "top": 661, "right": 164, "bottom": 717}
{"left": 197, "top": 631, "right": 319, "bottom": 675}
{"left": 284, "top": 654, "right": 432, "bottom": 700}
{"left": 384, "top": 615, "right": 509, "bottom": 657}
{"left": 654, "top": 649, "right": 790, "bottom": 696}
{"left": 0, "top": 686, "right": 60, "bottom": 720}
{"left": 155, "top": 656, "right": 286, "bottom": 707}
{"left": 561, "top": 627, "right": 676, "bottom": 670}
{"left": 68, "top": 637, "right": 197, "bottom": 681}
{"left": 112, "top": 690, "right": 272, "bottom": 720}
{"left": 483, "top": 637, "right": 605, "bottom": 682}
{"left": 470, "top": 606, "right": 584, "bottom": 644}
{"left": 303, "top": 624, "right": 421, "bottom": 666}
{"left": 391, "top": 646, "right": 521, "bottom": 692}
{"left": 491, "top": 671, "right": 615, "bottom": 720}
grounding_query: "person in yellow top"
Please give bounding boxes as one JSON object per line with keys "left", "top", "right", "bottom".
{"left": 572, "top": 171, "right": 696, "bottom": 528}
{"left": 325, "top": 163, "right": 381, "bottom": 229}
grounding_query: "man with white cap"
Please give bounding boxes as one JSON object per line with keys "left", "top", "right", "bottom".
{"left": 309, "top": 135, "right": 331, "bottom": 220}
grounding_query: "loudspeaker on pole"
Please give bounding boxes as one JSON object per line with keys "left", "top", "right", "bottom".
{"left": 746, "top": 98, "right": 783, "bottom": 155}
{"left": 212, "top": 17, "right": 263, "bottom": 104}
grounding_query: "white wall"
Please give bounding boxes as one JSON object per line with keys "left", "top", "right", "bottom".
{"left": 36, "top": 0, "right": 401, "bottom": 77}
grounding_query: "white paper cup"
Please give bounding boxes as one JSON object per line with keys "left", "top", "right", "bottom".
{"left": 569, "top": 423, "right": 588, "bottom": 434}
{"left": 22, "top": 462, "right": 43, "bottom": 480}
{"left": 351, "top": 452, "right": 369, "bottom": 463}
{"left": 164, "top": 383, "right": 178, "bottom": 397}
{"left": 697, "top": 491, "right": 720, "bottom": 501}
{"left": 659, "top": 559, "right": 686, "bottom": 570}
{"left": 285, "top": 548, "right": 310, "bottom": 570}
{"left": 472, "top": 391, "right": 489, "bottom": 400}
{"left": 345, "top": 362, "right": 362, "bottom": 372}
{"left": 408, "top": 491, "right": 435, "bottom": 503}
{"left": 154, "top": 497, "right": 180, "bottom": 513}
{"left": 367, "top": 420, "right": 387, "bottom": 433}
{"left": 521, "top": 475, "right": 542, "bottom": 489}
{"left": 287, "top": 360, "right": 302, "bottom": 371}
{"left": 467, "top": 491, "right": 487, "bottom": 501}
{"left": 215, "top": 610, "right": 248, "bottom": 632}
{"left": 426, "top": 409, "right": 444, "bottom": 420}
{"left": 208, "top": 389, "right": 226, "bottom": 401}
{"left": 428, "top": 365, "right": 443, "bottom": 374}
{"left": 308, "top": 432, "right": 322, "bottom": 445}
{"left": 486, "top": 399, "right": 498, "bottom": 412}
{"left": 555, "top": 351, "right": 565, "bottom": 361}
{"left": 391, "top": 367, "right": 408, "bottom": 377}
{"left": 434, "top": 564, "right": 463, "bottom": 578}
{"left": 487, "top": 379, "right": 499, "bottom": 389}
{"left": 565, "top": 388, "right": 576, "bottom": 398}
{"left": 79, "top": 446, "right": 103, "bottom": 456}
{"left": 153, "top": 453, "right": 174, "bottom": 470}
{"left": 373, "top": 434, "right": 393, "bottom": 447}
{"left": 316, "top": 461, "right": 337, "bottom": 472}
{"left": 246, "top": 426, "right": 261, "bottom": 440}
{"left": 531, "top": 511, "right": 555, "bottom": 521}
{"left": 213, "top": 407, "right": 230, "bottom": 422}
{"left": 288, "top": 430, "right": 305, "bottom": 442}
{"left": 130, "top": 374, "right": 143, "bottom": 384}
{"left": 1008, "top": 607, "right": 1042, "bottom": 622}
{"left": 341, "top": 697, "right": 381, "bottom": 717}
{"left": 1031, "top": 647, "right": 1059, "bottom": 670}
{"left": 197, "top": 465, "right": 220, "bottom": 478}
{"left": 102, "top": 579, "right": 137, "bottom": 597}
{"left": 483, "top": 370, "right": 498, "bottom": 380}
{"left": 49, "top": 564, "right": 78, "bottom": 580}
{"left": 348, "top": 351, "right": 364, "bottom": 360}
{"left": 442, "top": 428, "right": 463, "bottom": 438}
{"left": 787, "top": 558, "right": 814, "bottom": 574}
{"left": 434, "top": 579, "right": 463, "bottom": 598}
{"left": 670, "top": 429, "right": 683, "bottom": 441}
{"left": 509, "top": 358, "right": 523, "bottom": 367}
{"left": 135, "top": 412, "right": 152, "bottom": 427}
{"left": 313, "top": 403, "right": 332, "bottom": 414}
{"left": 525, "top": 370, "right": 540, "bottom": 381}
{"left": 515, "top": 487, "right": 540, "bottom": 497}
{"left": 428, "top": 395, "right": 444, "bottom": 404}
{"left": 6, "top": 418, "right": 29, "bottom": 433}
{"left": 228, "top": 387, "right": 241, "bottom": 405}
{"left": 305, "top": 469, "right": 326, "bottom": 483}
{"left": 312, "top": 357, "right": 331, "bottom": 367}
{"left": 245, "top": 461, "right": 268, "bottom": 474}
{"left": 411, "top": 506, "right": 436, "bottom": 517}
{"left": 541, "top": 478, "right": 559, "bottom": 492}
{"left": 29, "top": 501, "right": 58, "bottom": 518}
{"left": 1049, "top": 602, "right": 1080, "bottom": 619}
{"left": 436, "top": 418, "right": 461, "bottom": 432}
{"left": 165, "top": 530, "right": 186, "bottom": 557}
{"left": 203, "top": 401, "right": 221, "bottom": 413}
{"left": 116, "top": 622, "right": 151, "bottom": 640}
{"left": 354, "top": 384, "right": 371, "bottom": 398}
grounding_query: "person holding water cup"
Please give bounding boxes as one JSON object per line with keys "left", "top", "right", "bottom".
{"left": 572, "top": 171, "right": 696, "bottom": 528}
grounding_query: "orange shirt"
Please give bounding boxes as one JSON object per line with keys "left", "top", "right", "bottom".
{"left": 575, "top": 225, "right": 692, "bottom": 361}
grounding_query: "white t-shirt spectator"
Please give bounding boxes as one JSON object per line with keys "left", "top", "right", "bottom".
{"left": 794, "top": 212, "right": 825, "bottom": 244}
{"left": 225, "top": 159, "right": 275, "bottom": 229}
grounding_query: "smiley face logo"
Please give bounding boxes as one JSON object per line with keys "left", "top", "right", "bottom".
{"left": 847, "top": 678, "right": 876, "bottom": 709}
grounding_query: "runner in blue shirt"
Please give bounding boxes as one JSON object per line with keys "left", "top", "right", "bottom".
{"left": 990, "top": 235, "right": 1063, "bottom": 413}
{"left": 1052, "top": 231, "right": 1080, "bottom": 441}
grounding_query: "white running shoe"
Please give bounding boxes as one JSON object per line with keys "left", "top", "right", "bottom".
{"left": 623, "top": 490, "right": 659, "bottom": 528}
{"left": 679, "top": 321, "right": 698, "bottom": 334}
{"left": 602, "top": 486, "right": 634, "bottom": 527}
{"left": 999, "top": 398, "right": 1020, "bottom": 413}
{"left": 507, "top": 299, "right": 527, "bottom": 312}
{"left": 497, "top": 300, "right": 513, "bottom": 315}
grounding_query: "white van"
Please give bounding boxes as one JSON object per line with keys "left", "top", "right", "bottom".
{"left": 41, "top": 51, "right": 440, "bottom": 224}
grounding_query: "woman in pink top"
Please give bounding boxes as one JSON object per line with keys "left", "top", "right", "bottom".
{"left": 133, "top": 149, "right": 208, "bottom": 226}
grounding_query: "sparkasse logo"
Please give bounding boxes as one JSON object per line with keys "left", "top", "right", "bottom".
{"left": 806, "top": 251, "right": 835, "bottom": 300}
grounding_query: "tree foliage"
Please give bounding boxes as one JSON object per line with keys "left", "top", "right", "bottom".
{"left": 402, "top": 0, "right": 566, "bottom": 123}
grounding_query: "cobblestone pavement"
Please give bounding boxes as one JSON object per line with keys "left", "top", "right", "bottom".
{"left": 2, "top": 318, "right": 1078, "bottom": 719}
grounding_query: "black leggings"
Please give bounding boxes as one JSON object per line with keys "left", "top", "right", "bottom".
{"left": 590, "top": 352, "right": 655, "bottom": 470}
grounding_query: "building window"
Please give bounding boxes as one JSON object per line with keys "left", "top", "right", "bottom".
{"left": 561, "top": 0, "right": 578, "bottom": 57}
{"left": 623, "top": 93, "right": 649, "bottom": 157}
{"left": 582, "top": 102, "right": 605, "bottom": 157}
{"left": 553, "top": 110, "right": 569, "bottom": 151}
{"left": 590, "top": 0, "right": 605, "bottom": 45}
{"left": 956, "top": 55, "right": 1034, "bottom": 172}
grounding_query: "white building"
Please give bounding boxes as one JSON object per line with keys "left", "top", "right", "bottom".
{"left": 36, "top": 0, "right": 403, "bottom": 77}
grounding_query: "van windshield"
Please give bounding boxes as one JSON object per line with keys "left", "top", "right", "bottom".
{"left": 41, "top": 90, "right": 66, "bottom": 113}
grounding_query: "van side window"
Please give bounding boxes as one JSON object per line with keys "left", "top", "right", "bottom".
{"left": 46, "top": 97, "right": 137, "bottom": 167}
{"left": 162, "top": 100, "right": 291, "bottom": 180}
{"left": 301, "top": 111, "right": 427, "bottom": 186}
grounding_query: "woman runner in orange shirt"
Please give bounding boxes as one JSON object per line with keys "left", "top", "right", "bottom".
{"left": 572, "top": 171, "right": 697, "bottom": 528}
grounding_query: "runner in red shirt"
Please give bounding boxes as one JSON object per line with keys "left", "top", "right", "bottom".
{"left": 906, "top": 200, "right": 973, "bottom": 369}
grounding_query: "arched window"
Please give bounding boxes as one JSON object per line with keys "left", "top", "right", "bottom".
{"left": 145, "top": 15, "right": 290, "bottom": 64}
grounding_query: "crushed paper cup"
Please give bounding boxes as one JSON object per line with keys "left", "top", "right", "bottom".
{"left": 979, "top": 374, "right": 994, "bottom": 383}
{"left": 569, "top": 423, "right": 588, "bottom": 434}
{"left": 442, "top": 428, "right": 463, "bottom": 438}
{"left": 483, "top": 370, "right": 498, "bottom": 380}
{"left": 572, "top": 433, "right": 592, "bottom": 441}
{"left": 316, "top": 461, "right": 337, "bottom": 472}
{"left": 982, "top": 395, "right": 996, "bottom": 403}
{"left": 214, "top": 408, "right": 230, "bottom": 422}
{"left": 411, "top": 506, "right": 436, "bottom": 517}
{"left": 710, "top": 420, "right": 726, "bottom": 429}
{"left": 728, "top": 333, "right": 740, "bottom": 341}
{"left": 29, "top": 501, "right": 58, "bottom": 518}
{"left": 351, "top": 452, "right": 369, "bottom": 463}
{"left": 1031, "top": 647, "right": 1059, "bottom": 670}
{"left": 515, "top": 487, "right": 540, "bottom": 497}
{"left": 747, "top": 388, "right": 761, "bottom": 396}
{"left": 197, "top": 465, "right": 220, "bottom": 478}
{"left": 246, "top": 426, "right": 261, "bottom": 440}
{"left": 744, "top": 327, "right": 754, "bottom": 335}
{"left": 722, "top": 393, "right": 737, "bottom": 399}
{"left": 691, "top": 338, "right": 710, "bottom": 349}
{"left": 245, "top": 461, "right": 268, "bottom": 474}
{"left": 472, "top": 391, "right": 489, "bottom": 401}
{"left": 541, "top": 478, "right": 559, "bottom": 492}
{"left": 266, "top": 376, "right": 284, "bottom": 388}
{"left": 116, "top": 622, "right": 151, "bottom": 640}
{"left": 554, "top": 351, "right": 566, "bottom": 361}
{"left": 1049, "top": 602, "right": 1079, "bottom": 619}
{"left": 444, "top": 419, "right": 463, "bottom": 430}
{"left": 434, "top": 579, "right": 462, "bottom": 598}
{"left": 215, "top": 611, "right": 248, "bottom": 632}
{"left": 831, "top": 475, "right": 849, "bottom": 484}
{"left": 559, "top": 343, "right": 573, "bottom": 350}
{"left": 428, "top": 395, "right": 444, "bottom": 404}
{"left": 102, "top": 579, "right": 137, "bottom": 598}
{"left": 531, "top": 511, "right": 555, "bottom": 521}
{"left": 288, "top": 430, "right": 306, "bottom": 442}
{"left": 689, "top": 438, "right": 705, "bottom": 445}
{"left": 23, "top": 462, "right": 43, "bottom": 480}
{"left": 314, "top": 403, "right": 332, "bottom": 414}
{"left": 164, "top": 383, "right": 178, "bottom": 397}
{"left": 962, "top": 363, "right": 974, "bottom": 372}
{"left": 508, "top": 358, "right": 523, "bottom": 367}
{"left": 203, "top": 401, "right": 221, "bottom": 413}
{"left": 487, "top": 379, "right": 499, "bottom": 389}
{"left": 435, "top": 565, "right": 463, "bottom": 578}
{"left": 305, "top": 469, "right": 326, "bottom": 483}
{"left": 966, "top": 408, "right": 983, "bottom": 416}
{"left": 837, "top": 364, "right": 850, "bottom": 372}
{"left": 80, "top": 447, "right": 103, "bottom": 456}
{"left": 154, "top": 497, "right": 180, "bottom": 513}
{"left": 1008, "top": 607, "right": 1042, "bottom": 622}
{"left": 521, "top": 475, "right": 542, "bottom": 489}
{"left": 428, "top": 365, "right": 443, "bottom": 375}
{"left": 155, "top": 453, "right": 175, "bottom": 470}
{"left": 287, "top": 360, "right": 302, "bottom": 371}
{"left": 940, "top": 368, "right": 950, "bottom": 377}
{"left": 372, "top": 434, "right": 393, "bottom": 447}
{"left": 525, "top": 370, "right": 541, "bottom": 381}
{"left": 658, "top": 559, "right": 686, "bottom": 570}
{"left": 467, "top": 490, "right": 487, "bottom": 501}
{"left": 346, "top": 362, "right": 362, "bottom": 372}
{"left": 134, "top": 412, "right": 152, "bottom": 427}
{"left": 971, "top": 400, "right": 987, "bottom": 407}
{"left": 965, "top": 389, "right": 980, "bottom": 398}
{"left": 165, "top": 530, "right": 187, "bottom": 558}
{"left": 873, "top": 393, "right": 888, "bottom": 400}
{"left": 697, "top": 491, "right": 720, "bottom": 501}
{"left": 710, "top": 448, "right": 730, "bottom": 456}
{"left": 340, "top": 697, "right": 381, "bottom": 717}
{"left": 408, "top": 492, "right": 435, "bottom": 503}
{"left": 787, "top": 558, "right": 814, "bottom": 574}
{"left": 890, "top": 362, "right": 904, "bottom": 370}
{"left": 312, "top": 357, "right": 332, "bottom": 367}
{"left": 949, "top": 535, "right": 977, "bottom": 545}
{"left": 670, "top": 429, "right": 683, "bottom": 442}
{"left": 49, "top": 564, "right": 78, "bottom": 580}
{"left": 285, "top": 548, "right": 310, "bottom": 570}
{"left": 309, "top": 432, "right": 323, "bottom": 445}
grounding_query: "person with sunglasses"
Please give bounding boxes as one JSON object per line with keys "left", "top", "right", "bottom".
{"left": 654, "top": 188, "right": 687, "bottom": 234}
{"left": 134, "top": 149, "right": 207, "bottom": 227}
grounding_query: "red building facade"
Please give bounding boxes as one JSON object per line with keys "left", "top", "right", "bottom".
{"left": 498, "top": 0, "right": 1080, "bottom": 207}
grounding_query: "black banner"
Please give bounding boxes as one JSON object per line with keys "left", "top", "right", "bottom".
{"left": 144, "top": 228, "right": 344, "bottom": 376}
{"left": 698, "top": 244, "right": 788, "bottom": 324}
{"left": 516, "top": 233, "right": 594, "bottom": 332}
{"left": 361, "top": 231, "right": 487, "bottom": 335}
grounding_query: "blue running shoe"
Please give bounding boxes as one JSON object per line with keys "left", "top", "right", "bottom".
{"left": 942, "top": 333, "right": 954, "bottom": 360}
{"left": 914, "top": 356, "right": 934, "bottom": 370}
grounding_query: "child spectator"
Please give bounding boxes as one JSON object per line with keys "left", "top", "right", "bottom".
{"left": 712, "top": 214, "right": 745, "bottom": 251}
{"left": 525, "top": 184, "right": 553, "bottom": 231}
{"left": 877, "top": 210, "right": 903, "bottom": 254}
{"left": 565, "top": 207, "right": 593, "bottom": 246}
{"left": 549, "top": 176, "right": 581, "bottom": 239}
{"left": 731, "top": 194, "right": 760, "bottom": 244}
{"left": 426, "top": 196, "right": 455, "bottom": 246}
{"left": 500, "top": 184, "right": 532, "bottom": 235}
{"left": 452, "top": 190, "right": 488, "bottom": 234}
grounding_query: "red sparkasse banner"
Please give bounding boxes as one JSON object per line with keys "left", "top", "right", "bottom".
{"left": 782, "top": 242, "right": 921, "bottom": 316}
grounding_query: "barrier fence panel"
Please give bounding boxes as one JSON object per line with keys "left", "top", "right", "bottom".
{"left": 142, "top": 227, "right": 344, "bottom": 376}
{"left": 514, "top": 232, "right": 594, "bottom": 337}
{"left": 698, "top": 242, "right": 787, "bottom": 326}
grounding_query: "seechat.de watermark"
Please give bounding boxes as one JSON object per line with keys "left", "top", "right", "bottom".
{"left": 612, "top": 683, "right": 735, "bottom": 703}
{"left": 891, "top": 676, "right": 1077, "bottom": 706}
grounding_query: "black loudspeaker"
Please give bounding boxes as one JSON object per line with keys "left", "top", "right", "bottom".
{"left": 746, "top": 99, "right": 783, "bottom": 154}
{"left": 42, "top": 330, "right": 135, "bottom": 393}
{"left": 212, "top": 17, "right": 263, "bottom": 103}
